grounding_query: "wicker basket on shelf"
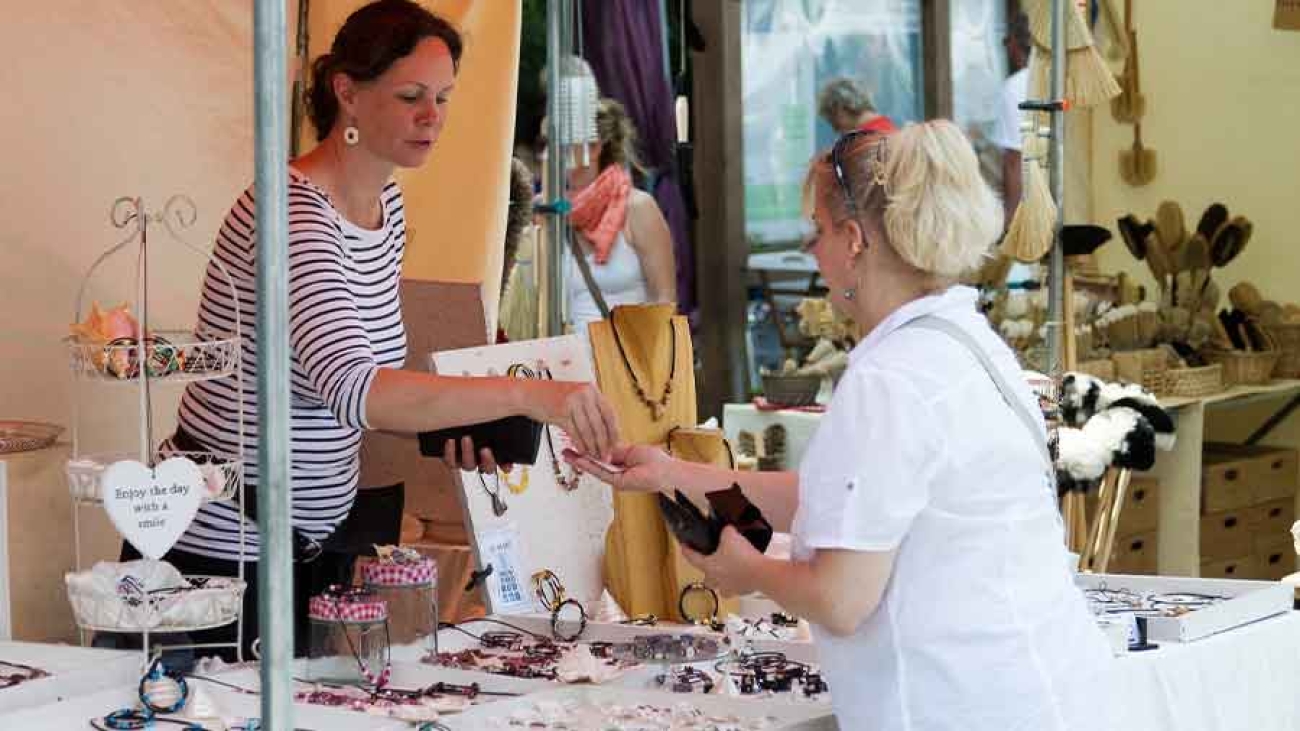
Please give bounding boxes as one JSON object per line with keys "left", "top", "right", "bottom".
{"left": 1074, "top": 359, "right": 1116, "bottom": 381}
{"left": 1160, "top": 364, "right": 1224, "bottom": 398}
{"left": 1111, "top": 348, "right": 1167, "bottom": 392}
{"left": 1266, "top": 323, "right": 1300, "bottom": 379}
{"left": 1202, "top": 349, "right": 1282, "bottom": 386}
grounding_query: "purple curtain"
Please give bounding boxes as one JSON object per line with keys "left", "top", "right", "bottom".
{"left": 580, "top": 0, "right": 696, "bottom": 316}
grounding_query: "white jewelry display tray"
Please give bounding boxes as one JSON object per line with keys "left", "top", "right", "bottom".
{"left": 439, "top": 685, "right": 837, "bottom": 730}
{"left": 1076, "top": 573, "right": 1293, "bottom": 642}
{"left": 0, "top": 641, "right": 139, "bottom": 715}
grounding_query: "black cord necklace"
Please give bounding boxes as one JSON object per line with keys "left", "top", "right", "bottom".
{"left": 608, "top": 312, "right": 677, "bottom": 421}
{"left": 479, "top": 470, "right": 507, "bottom": 516}
{"left": 510, "top": 364, "right": 580, "bottom": 490}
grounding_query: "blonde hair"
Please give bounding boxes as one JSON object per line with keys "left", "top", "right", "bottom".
{"left": 595, "top": 98, "right": 644, "bottom": 174}
{"left": 804, "top": 120, "right": 1002, "bottom": 280}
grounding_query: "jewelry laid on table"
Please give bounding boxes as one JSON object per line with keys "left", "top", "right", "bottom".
{"left": 139, "top": 657, "right": 190, "bottom": 714}
{"left": 479, "top": 469, "right": 508, "bottom": 516}
{"left": 531, "top": 569, "right": 588, "bottom": 642}
{"left": 655, "top": 665, "right": 716, "bottom": 694}
{"left": 678, "top": 581, "right": 723, "bottom": 630}
{"left": 1082, "top": 584, "right": 1228, "bottom": 618}
{"left": 714, "top": 651, "right": 829, "bottom": 698}
{"left": 608, "top": 312, "right": 677, "bottom": 421}
{"left": 0, "top": 659, "right": 50, "bottom": 688}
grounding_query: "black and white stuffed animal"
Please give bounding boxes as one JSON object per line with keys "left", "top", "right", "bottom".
{"left": 1054, "top": 373, "right": 1176, "bottom": 493}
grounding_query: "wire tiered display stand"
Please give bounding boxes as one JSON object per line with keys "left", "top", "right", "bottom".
{"left": 62, "top": 195, "right": 248, "bottom": 664}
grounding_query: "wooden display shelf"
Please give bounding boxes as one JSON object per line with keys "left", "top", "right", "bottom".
{"left": 1147, "top": 380, "right": 1300, "bottom": 577}
{"left": 1159, "top": 379, "right": 1300, "bottom": 411}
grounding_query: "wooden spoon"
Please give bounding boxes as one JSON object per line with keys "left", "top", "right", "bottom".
{"left": 1155, "top": 201, "right": 1186, "bottom": 253}
{"left": 1143, "top": 230, "right": 1172, "bottom": 287}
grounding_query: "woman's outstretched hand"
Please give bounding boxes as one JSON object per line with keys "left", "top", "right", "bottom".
{"left": 529, "top": 381, "right": 620, "bottom": 460}
{"left": 563, "top": 443, "right": 673, "bottom": 493}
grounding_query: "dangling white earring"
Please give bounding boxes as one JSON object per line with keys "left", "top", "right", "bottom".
{"left": 343, "top": 125, "right": 360, "bottom": 145}
{"left": 842, "top": 288, "right": 856, "bottom": 301}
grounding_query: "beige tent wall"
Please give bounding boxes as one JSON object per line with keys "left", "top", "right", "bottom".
{"left": 0, "top": 2, "right": 266, "bottom": 449}
{"left": 0, "top": 1, "right": 268, "bottom": 641}
{"left": 306, "top": 0, "right": 521, "bottom": 340}
{"left": 0, "top": 0, "right": 518, "bottom": 637}
{"left": 1090, "top": 1, "right": 1300, "bottom": 450}
{"left": 1092, "top": 1, "right": 1300, "bottom": 301}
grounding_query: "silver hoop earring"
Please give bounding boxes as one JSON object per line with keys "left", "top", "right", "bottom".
{"left": 343, "top": 125, "right": 360, "bottom": 145}
{"left": 842, "top": 288, "right": 856, "bottom": 301}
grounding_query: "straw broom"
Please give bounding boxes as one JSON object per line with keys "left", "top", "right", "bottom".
{"left": 999, "top": 152, "right": 1058, "bottom": 263}
{"left": 1022, "top": 0, "right": 1122, "bottom": 108}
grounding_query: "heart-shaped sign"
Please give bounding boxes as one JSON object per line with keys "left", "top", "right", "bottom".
{"left": 101, "top": 457, "right": 204, "bottom": 560}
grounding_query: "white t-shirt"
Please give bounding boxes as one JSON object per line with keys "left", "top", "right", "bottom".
{"left": 993, "top": 68, "right": 1029, "bottom": 152}
{"left": 791, "top": 286, "right": 1113, "bottom": 731}
{"left": 564, "top": 230, "right": 650, "bottom": 333}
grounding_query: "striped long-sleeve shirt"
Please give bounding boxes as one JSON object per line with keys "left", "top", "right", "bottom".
{"left": 173, "top": 167, "right": 407, "bottom": 561}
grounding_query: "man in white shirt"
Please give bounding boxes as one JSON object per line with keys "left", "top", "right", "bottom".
{"left": 993, "top": 12, "right": 1032, "bottom": 229}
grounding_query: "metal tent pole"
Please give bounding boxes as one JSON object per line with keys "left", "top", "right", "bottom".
{"left": 253, "top": 0, "right": 294, "bottom": 726}
{"left": 1045, "top": 0, "right": 1067, "bottom": 375}
{"left": 543, "top": 0, "right": 570, "bottom": 337}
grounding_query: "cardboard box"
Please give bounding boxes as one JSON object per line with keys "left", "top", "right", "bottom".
{"left": 1203, "top": 443, "right": 1298, "bottom": 510}
{"left": 1200, "top": 509, "right": 1255, "bottom": 561}
{"left": 1109, "top": 531, "right": 1158, "bottom": 575}
{"left": 1200, "top": 555, "right": 1260, "bottom": 580}
{"left": 1256, "top": 536, "right": 1297, "bottom": 581}
{"left": 1251, "top": 498, "right": 1295, "bottom": 545}
{"left": 1087, "top": 475, "right": 1159, "bottom": 536}
{"left": 1202, "top": 450, "right": 1257, "bottom": 513}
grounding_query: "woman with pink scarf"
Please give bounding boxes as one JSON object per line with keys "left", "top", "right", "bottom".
{"left": 564, "top": 99, "right": 676, "bottom": 333}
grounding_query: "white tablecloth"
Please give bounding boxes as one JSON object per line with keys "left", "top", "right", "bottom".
{"left": 1111, "top": 610, "right": 1300, "bottom": 731}
{"left": 5, "top": 612, "right": 1299, "bottom": 728}
{"left": 0, "top": 641, "right": 138, "bottom": 715}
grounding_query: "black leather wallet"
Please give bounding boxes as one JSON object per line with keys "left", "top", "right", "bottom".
{"left": 658, "top": 484, "right": 774, "bottom": 556}
{"left": 418, "top": 415, "right": 544, "bottom": 465}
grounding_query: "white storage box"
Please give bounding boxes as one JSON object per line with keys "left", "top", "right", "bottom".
{"left": 1076, "top": 573, "right": 1292, "bottom": 642}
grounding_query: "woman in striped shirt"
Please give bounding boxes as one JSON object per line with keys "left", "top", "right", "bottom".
{"left": 131, "top": 0, "right": 620, "bottom": 657}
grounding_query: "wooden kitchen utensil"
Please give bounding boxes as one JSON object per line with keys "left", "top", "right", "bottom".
{"left": 1116, "top": 214, "right": 1153, "bottom": 260}
{"left": 1120, "top": 122, "right": 1157, "bottom": 186}
{"left": 1210, "top": 216, "right": 1253, "bottom": 267}
{"left": 1196, "top": 202, "right": 1228, "bottom": 240}
{"left": 1111, "top": 0, "right": 1145, "bottom": 122}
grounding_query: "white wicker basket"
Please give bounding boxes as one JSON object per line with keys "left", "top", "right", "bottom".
{"left": 65, "top": 452, "right": 241, "bottom": 503}
{"left": 66, "top": 330, "right": 239, "bottom": 383}
{"left": 65, "top": 573, "right": 245, "bottom": 633}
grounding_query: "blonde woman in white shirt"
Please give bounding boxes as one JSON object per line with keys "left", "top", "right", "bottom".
{"left": 569, "top": 121, "right": 1113, "bottom": 730}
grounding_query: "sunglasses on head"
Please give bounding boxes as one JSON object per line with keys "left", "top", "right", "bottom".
{"left": 829, "top": 129, "right": 873, "bottom": 218}
{"left": 805, "top": 130, "right": 885, "bottom": 253}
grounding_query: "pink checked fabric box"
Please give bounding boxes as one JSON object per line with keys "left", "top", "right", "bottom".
{"left": 308, "top": 591, "right": 388, "bottom": 623}
{"left": 362, "top": 557, "right": 437, "bottom": 588}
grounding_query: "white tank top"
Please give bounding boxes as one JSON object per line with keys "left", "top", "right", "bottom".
{"left": 564, "top": 230, "right": 650, "bottom": 332}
